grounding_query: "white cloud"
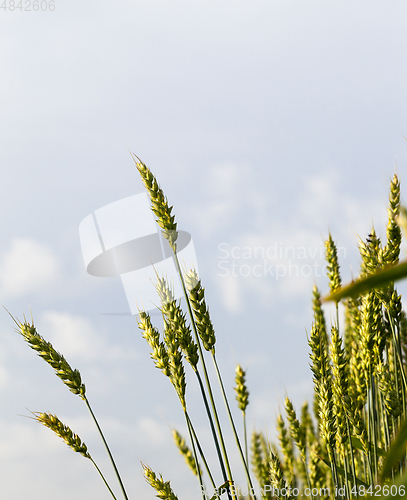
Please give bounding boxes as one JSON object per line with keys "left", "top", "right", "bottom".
{"left": 197, "top": 199, "right": 239, "bottom": 236}
{"left": 136, "top": 417, "right": 168, "bottom": 447}
{"left": 211, "top": 167, "right": 393, "bottom": 311}
{"left": 214, "top": 229, "right": 326, "bottom": 310}
{"left": 187, "top": 162, "right": 259, "bottom": 237}
{"left": 0, "top": 420, "right": 63, "bottom": 461}
{"left": 209, "top": 163, "right": 244, "bottom": 197}
{"left": 343, "top": 197, "right": 386, "bottom": 240}
{"left": 40, "top": 311, "right": 125, "bottom": 362}
{"left": 215, "top": 274, "right": 243, "bottom": 313}
{"left": 0, "top": 238, "right": 59, "bottom": 298}
{"left": 0, "top": 364, "right": 9, "bottom": 389}
{"left": 299, "top": 171, "right": 385, "bottom": 238}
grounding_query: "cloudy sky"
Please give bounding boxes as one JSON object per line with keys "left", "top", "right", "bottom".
{"left": 1, "top": 1, "right": 407, "bottom": 499}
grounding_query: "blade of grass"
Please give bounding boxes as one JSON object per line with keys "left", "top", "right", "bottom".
{"left": 381, "top": 416, "right": 407, "bottom": 482}
{"left": 323, "top": 261, "right": 407, "bottom": 303}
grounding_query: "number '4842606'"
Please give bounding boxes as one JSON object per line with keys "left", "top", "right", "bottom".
{"left": 1, "top": 0, "right": 55, "bottom": 11}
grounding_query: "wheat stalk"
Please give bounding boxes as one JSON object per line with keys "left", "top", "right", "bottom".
{"left": 33, "top": 411, "right": 118, "bottom": 499}
{"left": 235, "top": 364, "right": 249, "bottom": 467}
{"left": 13, "top": 314, "right": 129, "bottom": 500}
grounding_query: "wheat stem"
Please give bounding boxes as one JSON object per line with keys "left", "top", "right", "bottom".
{"left": 173, "top": 254, "right": 236, "bottom": 500}
{"left": 186, "top": 415, "right": 218, "bottom": 492}
{"left": 195, "top": 369, "right": 229, "bottom": 485}
{"left": 212, "top": 353, "right": 257, "bottom": 500}
{"left": 134, "top": 158, "right": 235, "bottom": 497}
{"left": 234, "top": 364, "right": 249, "bottom": 467}
{"left": 184, "top": 410, "right": 207, "bottom": 500}
{"left": 91, "top": 458, "right": 119, "bottom": 500}
{"left": 84, "top": 397, "right": 129, "bottom": 500}
{"left": 243, "top": 412, "right": 248, "bottom": 473}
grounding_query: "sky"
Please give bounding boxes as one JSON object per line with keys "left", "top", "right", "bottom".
{"left": 1, "top": 1, "right": 407, "bottom": 499}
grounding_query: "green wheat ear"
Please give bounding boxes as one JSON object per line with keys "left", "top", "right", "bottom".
{"left": 138, "top": 309, "right": 187, "bottom": 410}
{"left": 234, "top": 365, "right": 249, "bottom": 413}
{"left": 172, "top": 429, "right": 201, "bottom": 477}
{"left": 142, "top": 462, "right": 180, "bottom": 500}
{"left": 14, "top": 316, "right": 86, "bottom": 399}
{"left": 284, "top": 397, "right": 306, "bottom": 462}
{"left": 132, "top": 154, "right": 178, "bottom": 251}
{"left": 325, "top": 233, "right": 342, "bottom": 294}
{"left": 138, "top": 310, "right": 171, "bottom": 377}
{"left": 33, "top": 411, "right": 119, "bottom": 499}
{"left": 312, "top": 285, "right": 327, "bottom": 344}
{"left": 276, "top": 414, "right": 295, "bottom": 485}
{"left": 384, "top": 173, "right": 401, "bottom": 265}
{"left": 251, "top": 432, "right": 270, "bottom": 492}
{"left": 155, "top": 275, "right": 199, "bottom": 370}
{"left": 184, "top": 268, "right": 217, "bottom": 352}
{"left": 33, "top": 412, "right": 91, "bottom": 458}
{"left": 269, "top": 451, "right": 294, "bottom": 500}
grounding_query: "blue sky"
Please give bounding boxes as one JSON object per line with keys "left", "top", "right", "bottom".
{"left": 1, "top": 1, "right": 407, "bottom": 499}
